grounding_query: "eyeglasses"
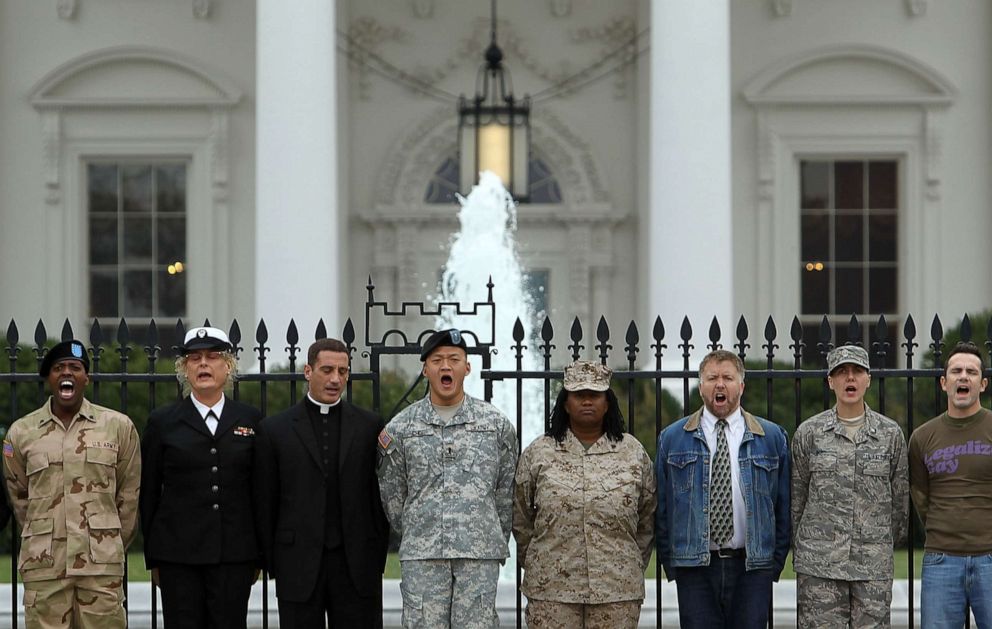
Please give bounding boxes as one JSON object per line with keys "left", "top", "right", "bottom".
{"left": 186, "top": 351, "right": 225, "bottom": 363}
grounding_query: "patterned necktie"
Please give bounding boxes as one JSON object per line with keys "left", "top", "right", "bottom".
{"left": 206, "top": 410, "right": 218, "bottom": 435}
{"left": 710, "top": 418, "right": 734, "bottom": 546}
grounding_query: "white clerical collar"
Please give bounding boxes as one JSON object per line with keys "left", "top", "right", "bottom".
{"left": 190, "top": 393, "right": 225, "bottom": 420}
{"left": 307, "top": 393, "right": 341, "bottom": 415}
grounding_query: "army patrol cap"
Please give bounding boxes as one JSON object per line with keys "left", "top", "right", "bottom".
{"left": 181, "top": 326, "right": 232, "bottom": 354}
{"left": 827, "top": 345, "right": 870, "bottom": 375}
{"left": 39, "top": 339, "right": 90, "bottom": 376}
{"left": 420, "top": 328, "right": 468, "bottom": 361}
{"left": 563, "top": 360, "right": 612, "bottom": 392}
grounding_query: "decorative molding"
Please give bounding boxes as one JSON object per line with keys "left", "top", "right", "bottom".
{"left": 906, "top": 0, "right": 927, "bottom": 17}
{"left": 743, "top": 44, "right": 956, "bottom": 106}
{"left": 347, "top": 17, "right": 409, "bottom": 100}
{"left": 347, "top": 14, "right": 637, "bottom": 101}
{"left": 770, "top": 0, "right": 792, "bottom": 18}
{"left": 56, "top": 0, "right": 77, "bottom": 20}
{"left": 209, "top": 109, "right": 229, "bottom": 201}
{"left": 756, "top": 111, "right": 776, "bottom": 202}
{"left": 41, "top": 110, "right": 62, "bottom": 205}
{"left": 192, "top": 0, "right": 211, "bottom": 19}
{"left": 375, "top": 105, "right": 455, "bottom": 206}
{"left": 549, "top": 0, "right": 571, "bottom": 18}
{"left": 924, "top": 109, "right": 943, "bottom": 201}
{"left": 411, "top": 0, "right": 433, "bottom": 19}
{"left": 30, "top": 45, "right": 242, "bottom": 109}
{"left": 30, "top": 46, "right": 241, "bottom": 208}
{"left": 567, "top": 225, "right": 592, "bottom": 318}
{"left": 567, "top": 17, "right": 636, "bottom": 98}
{"left": 534, "top": 108, "right": 610, "bottom": 203}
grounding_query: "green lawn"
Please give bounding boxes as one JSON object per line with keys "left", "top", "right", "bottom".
{"left": 0, "top": 550, "right": 925, "bottom": 583}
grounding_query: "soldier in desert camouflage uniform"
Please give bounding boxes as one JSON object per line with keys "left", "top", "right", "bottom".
{"left": 513, "top": 360, "right": 656, "bottom": 629}
{"left": 3, "top": 339, "right": 141, "bottom": 629}
{"left": 378, "top": 329, "right": 517, "bottom": 629}
{"left": 791, "top": 345, "right": 909, "bottom": 628}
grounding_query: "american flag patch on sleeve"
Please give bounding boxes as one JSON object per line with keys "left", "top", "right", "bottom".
{"left": 3, "top": 440, "right": 13, "bottom": 458}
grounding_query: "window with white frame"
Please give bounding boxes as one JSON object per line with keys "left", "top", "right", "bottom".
{"left": 87, "top": 161, "right": 188, "bottom": 321}
{"left": 799, "top": 159, "right": 898, "bottom": 359}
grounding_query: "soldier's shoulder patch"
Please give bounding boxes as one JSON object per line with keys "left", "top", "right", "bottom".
{"left": 377, "top": 428, "right": 393, "bottom": 451}
{"left": 3, "top": 439, "right": 13, "bottom": 458}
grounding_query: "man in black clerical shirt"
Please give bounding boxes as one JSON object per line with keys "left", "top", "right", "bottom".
{"left": 255, "top": 338, "right": 389, "bottom": 628}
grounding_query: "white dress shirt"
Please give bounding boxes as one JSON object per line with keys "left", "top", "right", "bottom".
{"left": 190, "top": 393, "right": 226, "bottom": 435}
{"left": 701, "top": 406, "right": 746, "bottom": 550}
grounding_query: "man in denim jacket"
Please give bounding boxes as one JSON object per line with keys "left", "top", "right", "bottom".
{"left": 655, "top": 349, "right": 790, "bottom": 628}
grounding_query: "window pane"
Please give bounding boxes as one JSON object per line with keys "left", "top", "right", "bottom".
{"left": 868, "top": 161, "right": 897, "bottom": 209}
{"left": 88, "top": 164, "right": 118, "bottom": 213}
{"left": 89, "top": 270, "right": 118, "bottom": 318}
{"left": 89, "top": 217, "right": 118, "bottom": 265}
{"left": 801, "top": 264, "right": 828, "bottom": 314}
{"left": 869, "top": 268, "right": 897, "bottom": 313}
{"left": 156, "top": 164, "right": 187, "bottom": 213}
{"left": 157, "top": 217, "right": 186, "bottom": 265}
{"left": 869, "top": 214, "right": 897, "bottom": 262}
{"left": 801, "top": 161, "right": 829, "bottom": 209}
{"left": 123, "top": 270, "right": 153, "bottom": 317}
{"left": 834, "top": 267, "right": 864, "bottom": 314}
{"left": 834, "top": 161, "right": 864, "bottom": 210}
{"left": 834, "top": 215, "right": 864, "bottom": 262}
{"left": 801, "top": 214, "right": 828, "bottom": 261}
{"left": 123, "top": 217, "right": 153, "bottom": 263}
{"left": 122, "top": 165, "right": 153, "bottom": 213}
{"left": 158, "top": 269, "right": 186, "bottom": 318}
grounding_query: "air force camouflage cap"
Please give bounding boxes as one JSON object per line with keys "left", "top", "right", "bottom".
{"left": 563, "top": 360, "right": 612, "bottom": 392}
{"left": 39, "top": 339, "right": 90, "bottom": 376}
{"left": 420, "top": 328, "right": 468, "bottom": 361}
{"left": 827, "top": 345, "right": 870, "bottom": 374}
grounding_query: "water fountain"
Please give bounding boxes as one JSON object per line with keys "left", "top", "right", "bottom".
{"left": 436, "top": 171, "right": 546, "bottom": 449}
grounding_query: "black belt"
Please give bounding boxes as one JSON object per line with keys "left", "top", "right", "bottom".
{"left": 711, "top": 548, "right": 746, "bottom": 559}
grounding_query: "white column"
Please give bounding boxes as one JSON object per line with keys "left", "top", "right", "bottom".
{"left": 256, "top": 0, "right": 339, "bottom": 358}
{"left": 648, "top": 0, "right": 733, "bottom": 361}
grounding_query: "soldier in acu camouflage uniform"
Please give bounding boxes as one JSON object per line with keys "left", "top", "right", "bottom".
{"left": 791, "top": 344, "right": 909, "bottom": 628}
{"left": 3, "top": 339, "right": 141, "bottom": 629}
{"left": 377, "top": 329, "right": 517, "bottom": 629}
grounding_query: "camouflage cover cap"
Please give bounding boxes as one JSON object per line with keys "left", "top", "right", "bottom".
{"left": 563, "top": 360, "right": 612, "bottom": 392}
{"left": 827, "top": 345, "right": 870, "bottom": 374}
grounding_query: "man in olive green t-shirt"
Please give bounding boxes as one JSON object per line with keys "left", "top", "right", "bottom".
{"left": 908, "top": 341, "right": 992, "bottom": 628}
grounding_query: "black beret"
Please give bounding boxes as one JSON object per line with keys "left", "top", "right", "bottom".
{"left": 39, "top": 340, "right": 90, "bottom": 376}
{"left": 420, "top": 329, "right": 468, "bottom": 361}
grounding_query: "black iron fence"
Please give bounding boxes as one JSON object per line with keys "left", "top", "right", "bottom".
{"left": 2, "top": 281, "right": 990, "bottom": 628}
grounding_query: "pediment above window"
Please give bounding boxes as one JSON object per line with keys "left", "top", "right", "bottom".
{"left": 743, "top": 44, "right": 955, "bottom": 106}
{"left": 30, "top": 45, "right": 241, "bottom": 109}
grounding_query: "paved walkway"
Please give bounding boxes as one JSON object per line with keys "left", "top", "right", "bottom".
{"left": 0, "top": 579, "right": 934, "bottom": 628}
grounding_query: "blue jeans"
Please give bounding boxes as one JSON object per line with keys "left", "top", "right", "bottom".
{"left": 674, "top": 556, "right": 774, "bottom": 629}
{"left": 921, "top": 552, "right": 992, "bottom": 629}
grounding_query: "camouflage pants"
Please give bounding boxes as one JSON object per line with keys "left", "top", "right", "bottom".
{"left": 21, "top": 575, "right": 126, "bottom": 629}
{"left": 796, "top": 573, "right": 892, "bottom": 628}
{"left": 525, "top": 598, "right": 641, "bottom": 629}
{"left": 400, "top": 558, "right": 500, "bottom": 629}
